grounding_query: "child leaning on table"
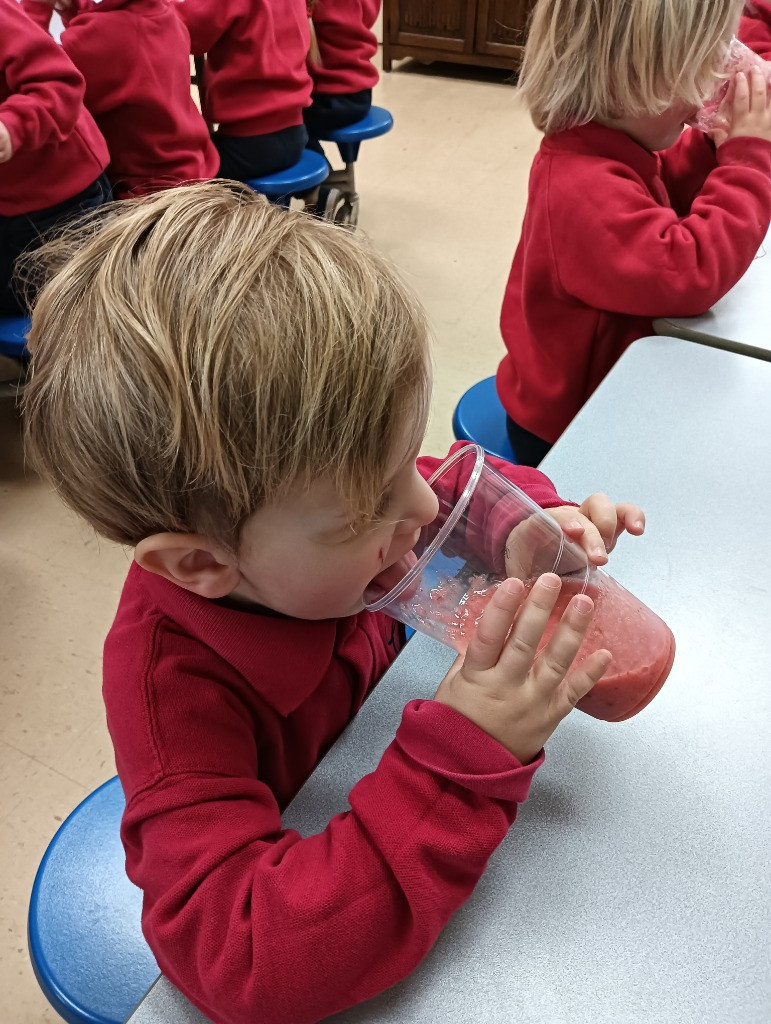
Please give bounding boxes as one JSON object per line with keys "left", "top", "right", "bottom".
{"left": 23, "top": 183, "right": 645, "bottom": 1024}
{"left": 496, "top": 0, "right": 771, "bottom": 466}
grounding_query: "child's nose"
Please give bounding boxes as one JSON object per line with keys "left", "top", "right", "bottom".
{"left": 413, "top": 476, "right": 439, "bottom": 529}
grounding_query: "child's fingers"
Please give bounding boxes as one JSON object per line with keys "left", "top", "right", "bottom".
{"left": 531, "top": 592, "right": 596, "bottom": 692}
{"left": 615, "top": 503, "right": 645, "bottom": 535}
{"left": 732, "top": 71, "right": 750, "bottom": 118}
{"left": 749, "top": 68, "right": 770, "bottom": 112}
{"left": 548, "top": 506, "right": 607, "bottom": 565}
{"left": 498, "top": 573, "right": 562, "bottom": 674}
{"left": 462, "top": 577, "right": 525, "bottom": 674}
{"left": 579, "top": 493, "right": 619, "bottom": 551}
{"left": 559, "top": 648, "right": 613, "bottom": 710}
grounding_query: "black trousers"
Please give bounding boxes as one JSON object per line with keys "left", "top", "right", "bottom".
{"left": 213, "top": 124, "right": 309, "bottom": 182}
{"left": 304, "top": 89, "right": 372, "bottom": 158}
{"left": 505, "top": 415, "right": 552, "bottom": 467}
{"left": 0, "top": 173, "right": 112, "bottom": 316}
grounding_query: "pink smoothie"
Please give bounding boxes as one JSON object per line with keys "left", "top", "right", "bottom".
{"left": 407, "top": 574, "right": 674, "bottom": 722}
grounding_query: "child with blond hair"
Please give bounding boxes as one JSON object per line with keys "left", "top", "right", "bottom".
{"left": 496, "top": 0, "right": 771, "bottom": 465}
{"left": 24, "top": 182, "right": 645, "bottom": 1024}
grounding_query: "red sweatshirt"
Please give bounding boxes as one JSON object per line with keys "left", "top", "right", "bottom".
{"left": 496, "top": 122, "right": 771, "bottom": 444}
{"left": 104, "top": 445, "right": 568, "bottom": 1024}
{"left": 57, "top": 0, "right": 218, "bottom": 198}
{"left": 20, "top": 0, "right": 53, "bottom": 30}
{"left": 739, "top": 1, "right": 771, "bottom": 60}
{"left": 309, "top": 0, "right": 380, "bottom": 94}
{"left": 178, "top": 0, "right": 312, "bottom": 135}
{"left": 0, "top": 0, "right": 108, "bottom": 217}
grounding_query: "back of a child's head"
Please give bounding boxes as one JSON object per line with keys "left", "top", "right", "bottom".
{"left": 23, "top": 182, "right": 431, "bottom": 551}
{"left": 520, "top": 0, "right": 743, "bottom": 134}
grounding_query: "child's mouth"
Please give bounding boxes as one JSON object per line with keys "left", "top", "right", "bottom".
{"left": 364, "top": 550, "right": 418, "bottom": 605}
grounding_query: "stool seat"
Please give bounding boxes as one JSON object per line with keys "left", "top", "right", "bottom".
{"left": 246, "top": 149, "right": 329, "bottom": 199}
{"left": 319, "top": 106, "right": 394, "bottom": 144}
{"left": 452, "top": 376, "right": 517, "bottom": 464}
{"left": 28, "top": 776, "right": 158, "bottom": 1024}
{"left": 0, "top": 315, "right": 30, "bottom": 359}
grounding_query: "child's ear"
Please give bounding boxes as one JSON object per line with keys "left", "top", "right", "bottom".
{"left": 134, "top": 533, "right": 241, "bottom": 599}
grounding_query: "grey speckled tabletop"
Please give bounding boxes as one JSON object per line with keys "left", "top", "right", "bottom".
{"left": 128, "top": 338, "right": 771, "bottom": 1024}
{"left": 653, "top": 230, "right": 771, "bottom": 359}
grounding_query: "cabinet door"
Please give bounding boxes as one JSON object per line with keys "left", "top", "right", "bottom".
{"left": 475, "top": 0, "right": 533, "bottom": 57}
{"left": 389, "top": 0, "right": 477, "bottom": 55}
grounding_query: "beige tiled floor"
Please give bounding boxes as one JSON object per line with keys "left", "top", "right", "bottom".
{"left": 0, "top": 55, "right": 540, "bottom": 1022}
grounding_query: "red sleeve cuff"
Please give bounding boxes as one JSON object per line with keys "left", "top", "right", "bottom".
{"left": 717, "top": 135, "right": 771, "bottom": 174}
{"left": 395, "top": 699, "right": 544, "bottom": 803}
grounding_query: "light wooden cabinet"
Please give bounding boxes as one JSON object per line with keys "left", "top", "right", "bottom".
{"left": 383, "top": 0, "right": 534, "bottom": 72}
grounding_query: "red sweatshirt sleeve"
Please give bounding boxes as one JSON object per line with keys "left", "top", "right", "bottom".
{"left": 177, "top": 0, "right": 236, "bottom": 56}
{"left": 0, "top": 4, "right": 85, "bottom": 153}
{"left": 309, "top": 0, "right": 379, "bottom": 93}
{"left": 657, "top": 127, "right": 718, "bottom": 217}
{"left": 20, "top": 0, "right": 53, "bottom": 30}
{"left": 417, "top": 441, "right": 574, "bottom": 574}
{"left": 549, "top": 136, "right": 771, "bottom": 318}
{"left": 121, "top": 658, "right": 542, "bottom": 1024}
{"left": 740, "top": 2, "right": 771, "bottom": 60}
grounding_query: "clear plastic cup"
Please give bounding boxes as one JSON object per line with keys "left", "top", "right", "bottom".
{"left": 365, "top": 445, "right": 675, "bottom": 722}
{"left": 689, "top": 37, "right": 771, "bottom": 133}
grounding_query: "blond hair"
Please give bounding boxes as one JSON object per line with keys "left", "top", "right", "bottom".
{"left": 23, "top": 182, "right": 431, "bottom": 550}
{"left": 519, "top": 0, "right": 742, "bottom": 134}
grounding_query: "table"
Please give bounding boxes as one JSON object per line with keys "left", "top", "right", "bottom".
{"left": 653, "top": 230, "right": 771, "bottom": 359}
{"left": 128, "top": 338, "right": 771, "bottom": 1024}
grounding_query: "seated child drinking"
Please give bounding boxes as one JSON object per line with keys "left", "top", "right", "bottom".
{"left": 23, "top": 182, "right": 645, "bottom": 1024}
{"left": 30, "top": 0, "right": 219, "bottom": 198}
{"left": 178, "top": 0, "right": 313, "bottom": 181}
{"left": 304, "top": 0, "right": 380, "bottom": 156}
{"left": 496, "top": 0, "right": 771, "bottom": 465}
{"left": 0, "top": 0, "right": 110, "bottom": 315}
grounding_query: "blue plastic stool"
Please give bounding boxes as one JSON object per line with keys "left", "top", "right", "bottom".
{"left": 0, "top": 315, "right": 30, "bottom": 359}
{"left": 246, "top": 149, "right": 329, "bottom": 208}
{"left": 452, "top": 376, "right": 518, "bottom": 464}
{"left": 28, "top": 777, "right": 159, "bottom": 1024}
{"left": 315, "top": 106, "right": 394, "bottom": 227}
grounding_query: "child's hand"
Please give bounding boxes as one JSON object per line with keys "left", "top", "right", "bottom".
{"left": 718, "top": 69, "right": 771, "bottom": 146}
{"left": 545, "top": 494, "right": 645, "bottom": 567}
{"left": 0, "top": 121, "right": 13, "bottom": 164}
{"left": 434, "top": 574, "right": 611, "bottom": 764}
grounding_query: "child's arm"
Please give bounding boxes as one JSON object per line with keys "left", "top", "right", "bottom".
{"left": 657, "top": 128, "right": 718, "bottom": 216}
{"left": 740, "top": 1, "right": 771, "bottom": 61}
{"left": 175, "top": 0, "right": 233, "bottom": 56}
{"left": 418, "top": 443, "right": 644, "bottom": 573}
{"left": 117, "top": 593, "right": 605, "bottom": 1024}
{"left": 0, "top": 6, "right": 85, "bottom": 156}
{"left": 548, "top": 72, "right": 771, "bottom": 319}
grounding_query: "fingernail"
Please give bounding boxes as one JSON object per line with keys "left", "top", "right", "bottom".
{"left": 633, "top": 519, "right": 644, "bottom": 529}
{"left": 568, "top": 519, "right": 583, "bottom": 530}
{"left": 572, "top": 595, "right": 593, "bottom": 614}
{"left": 539, "top": 573, "right": 560, "bottom": 589}
{"left": 592, "top": 546, "right": 606, "bottom": 559}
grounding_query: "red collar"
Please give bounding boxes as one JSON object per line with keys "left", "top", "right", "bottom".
{"left": 133, "top": 563, "right": 347, "bottom": 717}
{"left": 542, "top": 121, "right": 661, "bottom": 183}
